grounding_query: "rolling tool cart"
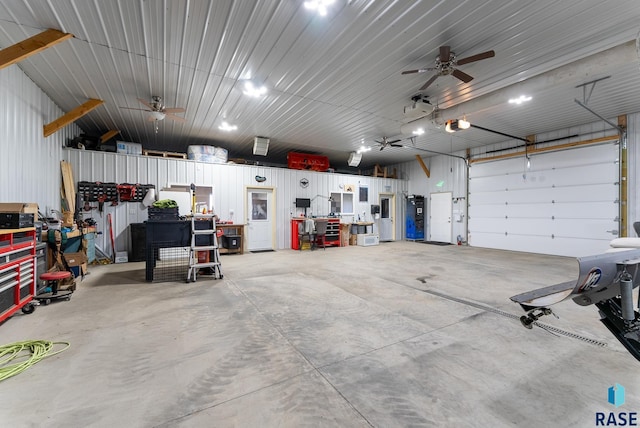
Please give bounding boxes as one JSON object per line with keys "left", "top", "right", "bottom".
{"left": 0, "top": 227, "right": 37, "bottom": 319}
{"left": 187, "top": 214, "right": 222, "bottom": 282}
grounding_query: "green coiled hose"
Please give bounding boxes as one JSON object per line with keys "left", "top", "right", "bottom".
{"left": 0, "top": 340, "right": 70, "bottom": 382}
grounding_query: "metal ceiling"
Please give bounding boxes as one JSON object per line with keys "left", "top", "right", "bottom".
{"left": 1, "top": 0, "right": 639, "bottom": 170}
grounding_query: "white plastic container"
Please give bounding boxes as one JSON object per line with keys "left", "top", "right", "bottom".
{"left": 187, "top": 145, "right": 228, "bottom": 163}
{"left": 116, "top": 141, "right": 143, "bottom": 155}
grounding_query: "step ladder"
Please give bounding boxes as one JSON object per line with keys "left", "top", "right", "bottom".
{"left": 187, "top": 214, "right": 223, "bottom": 282}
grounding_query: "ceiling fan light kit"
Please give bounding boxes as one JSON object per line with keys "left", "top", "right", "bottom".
{"left": 148, "top": 111, "right": 165, "bottom": 121}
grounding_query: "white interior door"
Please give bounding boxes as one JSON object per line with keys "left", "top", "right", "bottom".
{"left": 246, "top": 188, "right": 274, "bottom": 251}
{"left": 430, "top": 192, "right": 452, "bottom": 243}
{"left": 379, "top": 193, "right": 395, "bottom": 241}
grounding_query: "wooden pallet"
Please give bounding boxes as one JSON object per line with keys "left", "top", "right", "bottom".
{"left": 143, "top": 150, "right": 187, "bottom": 159}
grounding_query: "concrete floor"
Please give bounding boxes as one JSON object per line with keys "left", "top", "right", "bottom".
{"left": 2, "top": 241, "right": 639, "bottom": 427}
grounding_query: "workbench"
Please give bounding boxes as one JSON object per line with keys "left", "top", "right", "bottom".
{"left": 216, "top": 223, "right": 245, "bottom": 254}
{"left": 290, "top": 218, "right": 340, "bottom": 249}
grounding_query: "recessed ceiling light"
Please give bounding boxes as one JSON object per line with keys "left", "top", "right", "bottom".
{"left": 413, "top": 128, "right": 425, "bottom": 135}
{"left": 219, "top": 121, "right": 237, "bottom": 132}
{"left": 508, "top": 95, "right": 532, "bottom": 105}
{"left": 357, "top": 145, "right": 371, "bottom": 154}
{"left": 243, "top": 81, "right": 268, "bottom": 97}
{"left": 304, "top": 0, "right": 335, "bottom": 16}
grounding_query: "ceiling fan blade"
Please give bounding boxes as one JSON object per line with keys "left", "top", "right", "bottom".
{"left": 379, "top": 146, "right": 384, "bottom": 151}
{"left": 165, "top": 113, "right": 187, "bottom": 123}
{"left": 452, "top": 69, "right": 474, "bottom": 83}
{"left": 439, "top": 45, "right": 451, "bottom": 61}
{"left": 137, "top": 98, "right": 155, "bottom": 110}
{"left": 456, "top": 50, "right": 495, "bottom": 66}
{"left": 120, "top": 107, "right": 152, "bottom": 112}
{"left": 401, "top": 67, "right": 433, "bottom": 75}
{"left": 163, "top": 107, "right": 186, "bottom": 114}
{"left": 390, "top": 143, "right": 403, "bottom": 148}
{"left": 419, "top": 74, "right": 439, "bottom": 91}
{"left": 388, "top": 139, "right": 401, "bottom": 145}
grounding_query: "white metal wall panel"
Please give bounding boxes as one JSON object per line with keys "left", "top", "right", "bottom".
{"left": 468, "top": 143, "right": 619, "bottom": 257}
{"left": 0, "top": 64, "right": 82, "bottom": 215}
{"left": 65, "top": 150, "right": 408, "bottom": 255}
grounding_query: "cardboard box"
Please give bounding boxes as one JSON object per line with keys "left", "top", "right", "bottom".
{"left": 69, "top": 263, "right": 87, "bottom": 279}
{"left": 340, "top": 223, "right": 350, "bottom": 247}
{"left": 64, "top": 251, "right": 88, "bottom": 266}
{"left": 349, "top": 234, "right": 357, "bottom": 246}
{"left": 64, "top": 251, "right": 88, "bottom": 279}
{"left": 0, "top": 203, "right": 39, "bottom": 220}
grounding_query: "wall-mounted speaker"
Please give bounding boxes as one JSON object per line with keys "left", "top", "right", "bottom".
{"left": 253, "top": 137, "right": 270, "bottom": 156}
{"left": 348, "top": 152, "right": 362, "bottom": 167}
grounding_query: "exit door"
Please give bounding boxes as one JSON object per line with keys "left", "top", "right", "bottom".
{"left": 379, "top": 193, "right": 395, "bottom": 241}
{"left": 430, "top": 192, "right": 452, "bottom": 243}
{"left": 245, "top": 187, "right": 275, "bottom": 251}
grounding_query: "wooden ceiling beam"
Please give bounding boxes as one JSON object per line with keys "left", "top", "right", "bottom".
{"left": 415, "top": 155, "right": 430, "bottom": 178}
{"left": 100, "top": 129, "right": 120, "bottom": 144}
{"left": 0, "top": 28, "right": 73, "bottom": 70}
{"left": 44, "top": 99, "right": 104, "bottom": 138}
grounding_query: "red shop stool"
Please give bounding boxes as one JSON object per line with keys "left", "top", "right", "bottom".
{"left": 35, "top": 271, "right": 73, "bottom": 305}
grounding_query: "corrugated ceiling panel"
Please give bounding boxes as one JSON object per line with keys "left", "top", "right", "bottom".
{"left": 2, "top": 0, "right": 640, "bottom": 171}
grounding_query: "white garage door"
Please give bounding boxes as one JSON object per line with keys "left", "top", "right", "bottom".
{"left": 468, "top": 142, "right": 619, "bottom": 257}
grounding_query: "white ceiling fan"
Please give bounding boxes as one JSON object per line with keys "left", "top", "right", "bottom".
{"left": 375, "top": 136, "right": 403, "bottom": 151}
{"left": 120, "top": 96, "right": 186, "bottom": 131}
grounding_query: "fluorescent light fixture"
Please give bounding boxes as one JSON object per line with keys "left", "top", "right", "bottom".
{"left": 357, "top": 145, "right": 371, "bottom": 154}
{"left": 304, "top": 0, "right": 335, "bottom": 16}
{"left": 508, "top": 95, "right": 532, "bottom": 105}
{"left": 243, "top": 81, "right": 268, "bottom": 97}
{"left": 219, "top": 121, "right": 237, "bottom": 132}
{"left": 413, "top": 128, "right": 425, "bottom": 135}
{"left": 348, "top": 152, "right": 362, "bottom": 167}
{"left": 253, "top": 136, "right": 270, "bottom": 156}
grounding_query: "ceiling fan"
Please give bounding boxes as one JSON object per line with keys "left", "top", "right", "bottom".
{"left": 401, "top": 45, "right": 495, "bottom": 91}
{"left": 375, "top": 136, "right": 403, "bottom": 151}
{"left": 120, "top": 96, "right": 186, "bottom": 123}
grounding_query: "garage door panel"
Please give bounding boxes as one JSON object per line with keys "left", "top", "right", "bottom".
{"left": 469, "top": 217, "right": 507, "bottom": 232}
{"left": 469, "top": 204, "right": 506, "bottom": 218}
{"left": 550, "top": 184, "right": 618, "bottom": 203}
{"left": 469, "top": 191, "right": 506, "bottom": 205}
{"left": 503, "top": 188, "right": 555, "bottom": 204}
{"left": 469, "top": 232, "right": 611, "bottom": 257}
{"left": 552, "top": 201, "right": 618, "bottom": 219}
{"left": 468, "top": 142, "right": 619, "bottom": 257}
{"left": 506, "top": 204, "right": 553, "bottom": 218}
{"left": 544, "top": 164, "right": 617, "bottom": 186}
